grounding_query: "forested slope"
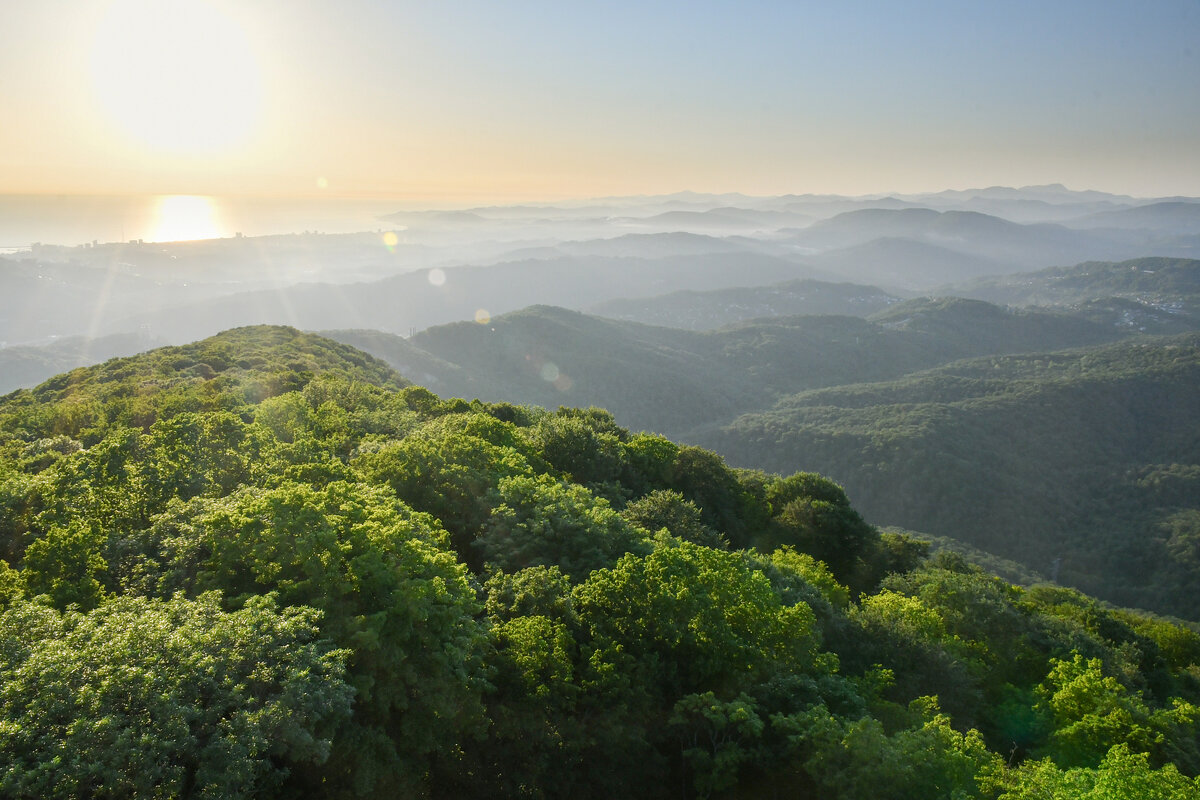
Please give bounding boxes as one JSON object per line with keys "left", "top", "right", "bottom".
{"left": 586, "top": 278, "right": 900, "bottom": 330}
{"left": 329, "top": 299, "right": 1131, "bottom": 439}
{"left": 1, "top": 325, "right": 1198, "bottom": 798}
{"left": 701, "top": 333, "right": 1200, "bottom": 619}
{"left": 0, "top": 331, "right": 164, "bottom": 395}
{"left": 950, "top": 256, "right": 1200, "bottom": 309}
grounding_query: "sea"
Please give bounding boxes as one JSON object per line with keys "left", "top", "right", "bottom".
{"left": 0, "top": 194, "right": 409, "bottom": 253}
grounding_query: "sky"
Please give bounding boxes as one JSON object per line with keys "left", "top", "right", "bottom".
{"left": 1, "top": 0, "right": 1198, "bottom": 202}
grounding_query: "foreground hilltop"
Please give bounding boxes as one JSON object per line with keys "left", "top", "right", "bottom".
{"left": 0, "top": 326, "right": 1198, "bottom": 799}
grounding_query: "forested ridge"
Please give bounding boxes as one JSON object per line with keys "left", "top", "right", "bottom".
{"left": 702, "top": 332, "right": 1200, "bottom": 619}
{"left": 2, "top": 326, "right": 1199, "bottom": 799}
{"left": 327, "top": 295, "right": 1132, "bottom": 440}
{"left": 951, "top": 257, "right": 1200, "bottom": 311}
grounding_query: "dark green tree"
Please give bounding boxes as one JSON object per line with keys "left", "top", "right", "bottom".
{"left": 124, "top": 480, "right": 488, "bottom": 798}
{"left": 476, "top": 475, "right": 650, "bottom": 581}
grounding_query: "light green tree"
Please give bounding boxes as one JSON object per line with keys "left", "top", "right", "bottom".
{"left": 0, "top": 593, "right": 352, "bottom": 800}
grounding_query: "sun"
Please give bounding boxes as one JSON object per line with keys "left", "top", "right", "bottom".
{"left": 90, "top": 0, "right": 262, "bottom": 153}
{"left": 151, "top": 195, "right": 226, "bottom": 242}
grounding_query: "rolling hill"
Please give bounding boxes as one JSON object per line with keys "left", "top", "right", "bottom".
{"left": 698, "top": 333, "right": 1200, "bottom": 618}
{"left": 805, "top": 237, "right": 1015, "bottom": 289}
{"left": 949, "top": 256, "right": 1200, "bottom": 308}
{"left": 1065, "top": 201, "right": 1200, "bottom": 233}
{"left": 586, "top": 278, "right": 901, "bottom": 329}
{"left": 328, "top": 298, "right": 1135, "bottom": 439}
{"left": 97, "top": 252, "right": 823, "bottom": 345}
{"left": 789, "top": 208, "right": 1177, "bottom": 278}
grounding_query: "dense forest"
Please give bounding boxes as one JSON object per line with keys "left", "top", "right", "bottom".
{"left": 1, "top": 326, "right": 1198, "bottom": 798}
{"left": 703, "top": 332, "right": 1200, "bottom": 619}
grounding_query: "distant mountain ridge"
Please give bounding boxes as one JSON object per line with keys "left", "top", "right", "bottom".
{"left": 790, "top": 207, "right": 1155, "bottom": 273}
{"left": 1066, "top": 201, "right": 1200, "bottom": 232}
{"left": 481, "top": 231, "right": 759, "bottom": 262}
{"left": 89, "top": 251, "right": 824, "bottom": 346}
{"left": 587, "top": 278, "right": 901, "bottom": 329}
{"left": 948, "top": 256, "right": 1200, "bottom": 307}
{"left": 5, "top": 255, "right": 1198, "bottom": 403}
{"left": 7, "top": 182, "right": 1199, "bottom": 350}
{"left": 805, "top": 237, "right": 1013, "bottom": 289}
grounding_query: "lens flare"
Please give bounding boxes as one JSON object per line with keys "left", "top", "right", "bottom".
{"left": 475, "top": 309, "right": 491, "bottom": 324}
{"left": 427, "top": 268, "right": 446, "bottom": 286}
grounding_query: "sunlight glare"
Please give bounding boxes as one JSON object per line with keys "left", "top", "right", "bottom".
{"left": 90, "top": 0, "right": 262, "bottom": 153}
{"left": 151, "top": 195, "right": 225, "bottom": 242}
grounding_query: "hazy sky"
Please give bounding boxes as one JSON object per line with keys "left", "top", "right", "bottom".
{"left": 2, "top": 0, "right": 1197, "bottom": 201}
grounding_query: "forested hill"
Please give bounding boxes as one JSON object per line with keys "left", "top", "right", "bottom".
{"left": 3, "top": 257, "right": 1195, "bottom": 399}
{"left": 700, "top": 332, "right": 1200, "bottom": 619}
{"left": 328, "top": 299, "right": 1131, "bottom": 440}
{"left": 951, "top": 256, "right": 1200, "bottom": 308}
{"left": 2, "top": 325, "right": 1199, "bottom": 798}
{"left": 1, "top": 324, "right": 405, "bottom": 407}
{"left": 586, "top": 278, "right": 901, "bottom": 330}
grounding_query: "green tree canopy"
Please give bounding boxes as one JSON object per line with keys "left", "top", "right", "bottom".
{"left": 0, "top": 593, "right": 352, "bottom": 800}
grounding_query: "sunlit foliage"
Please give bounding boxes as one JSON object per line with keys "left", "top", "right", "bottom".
{"left": 1, "top": 326, "right": 1198, "bottom": 798}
